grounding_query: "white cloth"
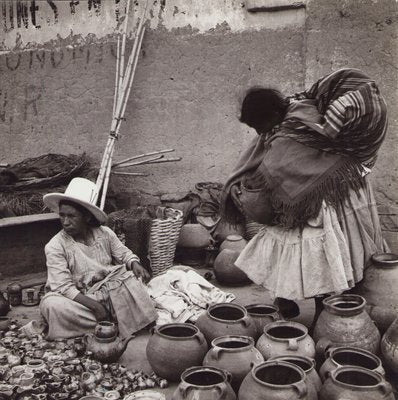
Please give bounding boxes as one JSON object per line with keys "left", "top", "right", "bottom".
{"left": 147, "top": 266, "right": 235, "bottom": 325}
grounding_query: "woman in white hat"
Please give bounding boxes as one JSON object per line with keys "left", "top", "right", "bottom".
{"left": 40, "top": 177, "right": 157, "bottom": 340}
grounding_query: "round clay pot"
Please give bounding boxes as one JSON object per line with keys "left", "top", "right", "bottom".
{"left": 195, "top": 303, "right": 257, "bottom": 344}
{"left": 313, "top": 294, "right": 381, "bottom": 356}
{"left": 146, "top": 323, "right": 208, "bottom": 381}
{"left": 319, "top": 366, "right": 394, "bottom": 400}
{"left": 0, "top": 317, "right": 10, "bottom": 332}
{"left": 219, "top": 235, "right": 248, "bottom": 253}
{"left": 213, "top": 249, "right": 250, "bottom": 285}
{"left": 94, "top": 321, "right": 118, "bottom": 340}
{"left": 244, "top": 304, "right": 282, "bottom": 340}
{"left": 381, "top": 316, "right": 398, "bottom": 375}
{"left": 320, "top": 346, "right": 385, "bottom": 382}
{"left": 171, "top": 366, "right": 236, "bottom": 400}
{"left": 356, "top": 253, "right": 398, "bottom": 333}
{"left": 256, "top": 320, "right": 316, "bottom": 360}
{"left": 203, "top": 335, "right": 264, "bottom": 392}
{"left": 178, "top": 224, "right": 212, "bottom": 248}
{"left": 270, "top": 355, "right": 321, "bottom": 398}
{"left": 238, "top": 360, "right": 312, "bottom": 400}
{"left": 239, "top": 184, "right": 275, "bottom": 225}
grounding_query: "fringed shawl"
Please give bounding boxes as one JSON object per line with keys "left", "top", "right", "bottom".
{"left": 221, "top": 68, "right": 388, "bottom": 228}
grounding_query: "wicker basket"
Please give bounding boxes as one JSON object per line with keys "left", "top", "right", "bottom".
{"left": 149, "top": 207, "right": 184, "bottom": 276}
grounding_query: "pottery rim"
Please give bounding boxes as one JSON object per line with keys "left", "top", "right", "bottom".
{"left": 211, "top": 335, "right": 254, "bottom": 352}
{"left": 250, "top": 360, "right": 306, "bottom": 388}
{"left": 207, "top": 303, "right": 249, "bottom": 324}
{"left": 371, "top": 253, "right": 398, "bottom": 267}
{"left": 328, "top": 366, "right": 388, "bottom": 392}
{"left": 322, "top": 294, "right": 366, "bottom": 316}
{"left": 263, "top": 320, "right": 308, "bottom": 342}
{"left": 155, "top": 323, "right": 201, "bottom": 340}
{"left": 327, "top": 346, "right": 383, "bottom": 372}
{"left": 180, "top": 366, "right": 230, "bottom": 388}
{"left": 270, "top": 354, "right": 316, "bottom": 374}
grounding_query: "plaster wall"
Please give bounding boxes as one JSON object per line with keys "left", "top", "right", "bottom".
{"left": 0, "top": 0, "right": 397, "bottom": 210}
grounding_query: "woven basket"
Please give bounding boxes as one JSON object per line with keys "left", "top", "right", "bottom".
{"left": 149, "top": 207, "right": 184, "bottom": 276}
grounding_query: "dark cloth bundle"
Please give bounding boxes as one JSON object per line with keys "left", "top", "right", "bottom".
{"left": 221, "top": 68, "right": 388, "bottom": 228}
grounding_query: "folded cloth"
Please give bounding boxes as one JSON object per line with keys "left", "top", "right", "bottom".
{"left": 147, "top": 266, "right": 236, "bottom": 325}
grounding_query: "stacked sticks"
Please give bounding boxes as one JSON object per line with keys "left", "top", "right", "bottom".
{"left": 95, "top": 0, "right": 149, "bottom": 209}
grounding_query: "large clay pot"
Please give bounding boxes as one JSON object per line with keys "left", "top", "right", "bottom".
{"left": 213, "top": 250, "right": 250, "bottom": 285}
{"left": 238, "top": 360, "right": 313, "bottom": 400}
{"left": 146, "top": 323, "right": 208, "bottom": 381}
{"left": 270, "top": 355, "right": 321, "bottom": 398}
{"left": 171, "top": 366, "right": 236, "bottom": 400}
{"left": 319, "top": 366, "right": 394, "bottom": 400}
{"left": 356, "top": 253, "right": 398, "bottom": 333}
{"left": 219, "top": 235, "right": 247, "bottom": 253}
{"left": 203, "top": 335, "right": 264, "bottom": 392}
{"left": 195, "top": 303, "right": 256, "bottom": 344}
{"left": 313, "top": 294, "right": 380, "bottom": 355}
{"left": 244, "top": 304, "right": 282, "bottom": 340}
{"left": 381, "top": 316, "right": 398, "bottom": 375}
{"left": 239, "top": 184, "right": 275, "bottom": 225}
{"left": 319, "top": 346, "right": 385, "bottom": 382}
{"left": 178, "top": 224, "right": 212, "bottom": 248}
{"left": 256, "top": 321, "right": 316, "bottom": 360}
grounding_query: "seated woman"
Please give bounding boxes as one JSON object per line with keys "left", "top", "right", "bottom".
{"left": 40, "top": 177, "right": 157, "bottom": 340}
{"left": 221, "top": 68, "right": 388, "bottom": 327}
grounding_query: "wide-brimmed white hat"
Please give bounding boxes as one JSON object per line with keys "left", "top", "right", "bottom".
{"left": 43, "top": 177, "right": 108, "bottom": 224}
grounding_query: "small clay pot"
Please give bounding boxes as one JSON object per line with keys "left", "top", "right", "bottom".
{"left": 94, "top": 321, "right": 118, "bottom": 340}
{"left": 0, "top": 317, "right": 10, "bottom": 332}
{"left": 219, "top": 235, "right": 247, "bottom": 253}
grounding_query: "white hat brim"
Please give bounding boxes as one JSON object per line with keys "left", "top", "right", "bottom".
{"left": 43, "top": 193, "right": 108, "bottom": 224}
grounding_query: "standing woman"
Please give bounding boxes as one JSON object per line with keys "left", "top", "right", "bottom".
{"left": 40, "top": 177, "right": 157, "bottom": 340}
{"left": 221, "top": 68, "right": 388, "bottom": 327}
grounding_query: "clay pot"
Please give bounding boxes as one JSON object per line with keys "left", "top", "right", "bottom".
{"left": 84, "top": 333, "right": 134, "bottom": 364}
{"left": 319, "top": 366, "right": 394, "bottom": 400}
{"left": 146, "top": 323, "right": 208, "bottom": 381}
{"left": 124, "top": 392, "right": 165, "bottom": 400}
{"left": 238, "top": 360, "right": 313, "bottom": 400}
{"left": 213, "top": 250, "right": 250, "bottom": 285}
{"left": 270, "top": 355, "right": 321, "bottom": 398}
{"left": 244, "top": 304, "right": 282, "bottom": 340}
{"left": 26, "top": 359, "right": 46, "bottom": 373}
{"left": 7, "top": 284, "right": 22, "bottom": 307}
{"left": 256, "top": 321, "right": 316, "bottom": 360}
{"left": 219, "top": 235, "right": 247, "bottom": 253}
{"left": 381, "top": 316, "right": 398, "bottom": 375}
{"left": 320, "top": 346, "right": 385, "bottom": 382}
{"left": 239, "top": 184, "right": 275, "bottom": 225}
{"left": 178, "top": 224, "right": 212, "bottom": 248}
{"left": 195, "top": 303, "right": 257, "bottom": 344}
{"left": 313, "top": 294, "right": 381, "bottom": 355}
{"left": 203, "top": 335, "right": 264, "bottom": 392}
{"left": 356, "top": 253, "right": 398, "bottom": 333}
{"left": 0, "top": 292, "right": 10, "bottom": 317}
{"left": 171, "top": 366, "right": 236, "bottom": 400}
{"left": 0, "top": 318, "right": 10, "bottom": 332}
{"left": 94, "top": 321, "right": 118, "bottom": 340}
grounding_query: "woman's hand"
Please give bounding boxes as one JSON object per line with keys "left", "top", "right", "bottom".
{"left": 74, "top": 293, "right": 109, "bottom": 322}
{"left": 129, "top": 261, "right": 151, "bottom": 284}
{"left": 230, "top": 184, "right": 243, "bottom": 212}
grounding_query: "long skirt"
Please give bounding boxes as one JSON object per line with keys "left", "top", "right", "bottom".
{"left": 40, "top": 267, "right": 157, "bottom": 340}
{"left": 235, "top": 176, "right": 387, "bottom": 300}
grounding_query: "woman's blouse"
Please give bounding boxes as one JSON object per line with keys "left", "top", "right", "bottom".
{"left": 44, "top": 226, "right": 139, "bottom": 300}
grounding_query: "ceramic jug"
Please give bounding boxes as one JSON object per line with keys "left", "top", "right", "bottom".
{"left": 195, "top": 303, "right": 256, "bottom": 344}
{"left": 213, "top": 250, "right": 250, "bottom": 285}
{"left": 320, "top": 346, "right": 385, "bottom": 382}
{"left": 146, "top": 323, "right": 208, "bottom": 381}
{"left": 239, "top": 360, "right": 313, "bottom": 400}
{"left": 256, "top": 320, "right": 316, "bottom": 360}
{"left": 171, "top": 366, "right": 236, "bottom": 400}
{"left": 313, "top": 294, "right": 380, "bottom": 355}
{"left": 203, "top": 335, "right": 264, "bottom": 391}
{"left": 319, "top": 366, "right": 394, "bottom": 400}
{"left": 244, "top": 304, "right": 282, "bottom": 340}
{"left": 356, "top": 253, "right": 398, "bottom": 333}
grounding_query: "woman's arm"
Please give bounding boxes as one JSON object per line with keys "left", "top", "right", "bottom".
{"left": 73, "top": 293, "right": 109, "bottom": 321}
